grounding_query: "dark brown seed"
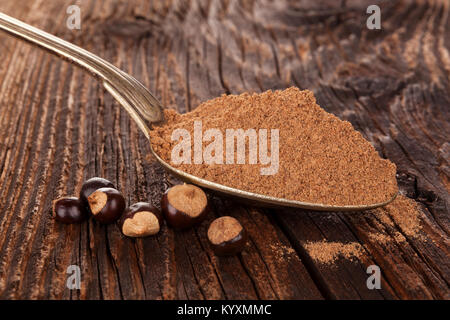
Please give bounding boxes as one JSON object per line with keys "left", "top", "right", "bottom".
{"left": 119, "top": 202, "right": 163, "bottom": 237}
{"left": 79, "top": 177, "right": 115, "bottom": 210}
{"left": 207, "top": 216, "right": 247, "bottom": 256}
{"left": 53, "top": 197, "right": 88, "bottom": 224}
{"left": 87, "top": 187, "right": 125, "bottom": 224}
{"left": 161, "top": 184, "right": 209, "bottom": 230}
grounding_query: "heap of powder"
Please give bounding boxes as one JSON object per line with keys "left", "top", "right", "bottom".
{"left": 150, "top": 87, "right": 398, "bottom": 206}
{"left": 372, "top": 195, "right": 423, "bottom": 238}
{"left": 366, "top": 194, "right": 424, "bottom": 243}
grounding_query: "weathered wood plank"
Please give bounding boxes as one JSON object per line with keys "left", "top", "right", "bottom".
{"left": 0, "top": 0, "right": 448, "bottom": 299}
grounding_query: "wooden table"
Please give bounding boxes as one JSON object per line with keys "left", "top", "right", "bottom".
{"left": 0, "top": 0, "right": 448, "bottom": 300}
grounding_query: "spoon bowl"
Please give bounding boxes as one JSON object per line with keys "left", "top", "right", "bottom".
{"left": 152, "top": 148, "right": 397, "bottom": 211}
{"left": 0, "top": 13, "right": 397, "bottom": 212}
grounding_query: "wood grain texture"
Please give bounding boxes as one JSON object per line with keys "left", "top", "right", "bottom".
{"left": 0, "top": 0, "right": 448, "bottom": 299}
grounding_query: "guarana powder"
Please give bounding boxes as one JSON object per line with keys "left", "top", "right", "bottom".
{"left": 150, "top": 87, "right": 398, "bottom": 206}
{"left": 305, "top": 195, "right": 425, "bottom": 264}
{"left": 304, "top": 241, "right": 364, "bottom": 264}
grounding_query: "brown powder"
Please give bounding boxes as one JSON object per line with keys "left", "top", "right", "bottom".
{"left": 269, "top": 244, "right": 296, "bottom": 261}
{"left": 373, "top": 195, "right": 423, "bottom": 238}
{"left": 366, "top": 194, "right": 424, "bottom": 243}
{"left": 367, "top": 231, "right": 407, "bottom": 244}
{"left": 307, "top": 195, "right": 424, "bottom": 264}
{"left": 304, "top": 241, "right": 364, "bottom": 264}
{"left": 150, "top": 87, "right": 398, "bottom": 206}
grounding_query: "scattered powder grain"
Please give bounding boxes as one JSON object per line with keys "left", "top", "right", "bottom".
{"left": 367, "top": 230, "right": 408, "bottom": 244}
{"left": 306, "top": 195, "right": 425, "bottom": 264}
{"left": 269, "top": 244, "right": 296, "bottom": 261}
{"left": 150, "top": 87, "right": 398, "bottom": 206}
{"left": 373, "top": 195, "right": 423, "bottom": 239}
{"left": 304, "top": 241, "right": 364, "bottom": 264}
{"left": 365, "top": 194, "right": 425, "bottom": 243}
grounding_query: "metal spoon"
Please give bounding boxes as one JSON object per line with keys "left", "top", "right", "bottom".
{"left": 0, "top": 13, "right": 397, "bottom": 211}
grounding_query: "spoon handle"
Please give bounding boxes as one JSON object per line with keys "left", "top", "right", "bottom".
{"left": 0, "top": 13, "right": 164, "bottom": 136}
